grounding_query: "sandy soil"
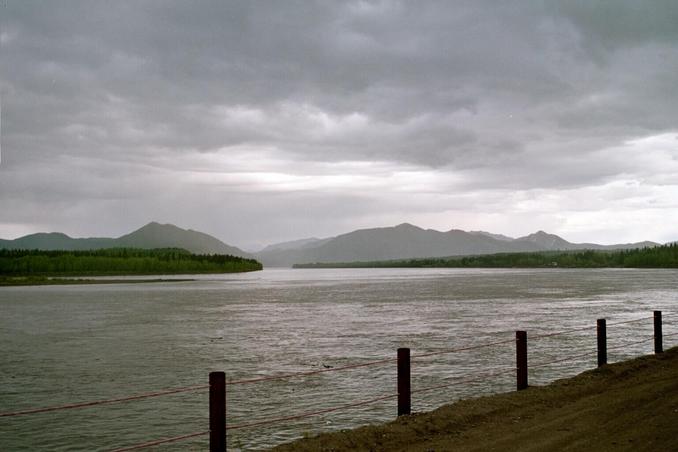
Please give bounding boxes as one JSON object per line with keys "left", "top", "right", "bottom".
{"left": 272, "top": 347, "right": 678, "bottom": 452}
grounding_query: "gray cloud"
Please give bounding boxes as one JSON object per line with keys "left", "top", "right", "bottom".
{"left": 2, "top": 0, "right": 678, "bottom": 247}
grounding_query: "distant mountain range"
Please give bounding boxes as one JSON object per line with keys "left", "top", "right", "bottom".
{"left": 254, "top": 223, "right": 660, "bottom": 267}
{"left": 0, "top": 222, "right": 251, "bottom": 258}
{"left": 0, "top": 222, "right": 662, "bottom": 267}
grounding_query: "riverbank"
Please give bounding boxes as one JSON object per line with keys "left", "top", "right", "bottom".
{"left": 273, "top": 347, "right": 678, "bottom": 451}
{"left": 0, "top": 248, "right": 263, "bottom": 277}
{"left": 0, "top": 276, "right": 196, "bottom": 286}
{"left": 294, "top": 243, "right": 678, "bottom": 269}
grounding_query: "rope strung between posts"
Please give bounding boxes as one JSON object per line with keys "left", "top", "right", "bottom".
{"left": 532, "top": 335, "right": 656, "bottom": 369}
{"left": 1, "top": 313, "right": 662, "bottom": 418}
{"left": 606, "top": 315, "right": 655, "bottom": 327}
{"left": 410, "top": 367, "right": 516, "bottom": 395}
{"left": 531, "top": 350, "right": 598, "bottom": 369}
{"left": 410, "top": 337, "right": 516, "bottom": 360}
{"left": 110, "top": 430, "right": 209, "bottom": 452}
{"left": 227, "top": 357, "right": 397, "bottom": 385}
{"left": 0, "top": 384, "right": 208, "bottom": 418}
{"left": 530, "top": 314, "right": 658, "bottom": 342}
{"left": 605, "top": 335, "right": 655, "bottom": 352}
{"left": 189, "top": 314, "right": 669, "bottom": 381}
{"left": 3, "top": 310, "right": 671, "bottom": 452}
{"left": 226, "top": 393, "right": 398, "bottom": 430}
{"left": 530, "top": 324, "right": 597, "bottom": 340}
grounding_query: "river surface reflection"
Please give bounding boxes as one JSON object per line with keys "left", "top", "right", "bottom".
{"left": 1, "top": 268, "right": 677, "bottom": 450}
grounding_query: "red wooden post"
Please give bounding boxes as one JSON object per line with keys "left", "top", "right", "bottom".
{"left": 516, "top": 331, "right": 528, "bottom": 390}
{"left": 209, "top": 371, "right": 226, "bottom": 452}
{"left": 597, "top": 319, "right": 607, "bottom": 367}
{"left": 654, "top": 311, "right": 663, "bottom": 354}
{"left": 397, "top": 348, "right": 411, "bottom": 416}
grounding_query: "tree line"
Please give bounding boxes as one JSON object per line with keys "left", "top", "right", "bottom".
{"left": 0, "top": 248, "right": 262, "bottom": 275}
{"left": 294, "top": 243, "right": 678, "bottom": 269}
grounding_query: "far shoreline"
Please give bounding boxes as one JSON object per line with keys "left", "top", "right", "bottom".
{"left": 0, "top": 276, "right": 197, "bottom": 287}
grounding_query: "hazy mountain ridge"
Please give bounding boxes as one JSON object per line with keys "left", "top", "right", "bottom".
{"left": 0, "top": 233, "right": 116, "bottom": 251}
{"left": 0, "top": 222, "right": 251, "bottom": 258}
{"left": 255, "top": 224, "right": 661, "bottom": 267}
{"left": 259, "top": 237, "right": 331, "bottom": 253}
{"left": 469, "top": 231, "right": 515, "bottom": 242}
{"left": 1, "top": 222, "right": 664, "bottom": 267}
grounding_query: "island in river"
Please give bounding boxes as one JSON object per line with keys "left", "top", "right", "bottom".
{"left": 0, "top": 248, "right": 262, "bottom": 286}
{"left": 294, "top": 243, "right": 678, "bottom": 269}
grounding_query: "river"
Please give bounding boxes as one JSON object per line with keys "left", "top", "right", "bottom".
{"left": 1, "top": 268, "right": 677, "bottom": 450}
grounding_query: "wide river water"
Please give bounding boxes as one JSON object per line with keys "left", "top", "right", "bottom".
{"left": 1, "top": 268, "right": 677, "bottom": 451}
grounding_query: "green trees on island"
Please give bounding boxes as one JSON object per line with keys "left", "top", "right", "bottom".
{"left": 3, "top": 244, "right": 676, "bottom": 274}
{"left": 294, "top": 243, "right": 678, "bottom": 269}
{"left": 0, "top": 248, "right": 262, "bottom": 275}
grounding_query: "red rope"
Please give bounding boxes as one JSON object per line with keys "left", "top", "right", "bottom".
{"left": 606, "top": 335, "right": 654, "bottom": 351}
{"left": 0, "top": 384, "right": 208, "bottom": 418}
{"left": 229, "top": 336, "right": 517, "bottom": 385}
{"left": 227, "top": 393, "right": 398, "bottom": 430}
{"left": 531, "top": 335, "right": 655, "bottom": 368}
{"left": 530, "top": 324, "right": 597, "bottom": 340}
{"left": 110, "top": 430, "right": 208, "bottom": 451}
{"left": 606, "top": 316, "right": 654, "bottom": 327}
{"left": 410, "top": 337, "right": 516, "bottom": 360}
{"left": 531, "top": 350, "right": 598, "bottom": 368}
{"left": 531, "top": 315, "right": 657, "bottom": 341}
{"left": 410, "top": 367, "right": 516, "bottom": 395}
{"left": 227, "top": 357, "right": 396, "bottom": 385}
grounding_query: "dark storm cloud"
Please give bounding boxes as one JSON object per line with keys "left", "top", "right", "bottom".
{"left": 2, "top": 0, "right": 678, "bottom": 245}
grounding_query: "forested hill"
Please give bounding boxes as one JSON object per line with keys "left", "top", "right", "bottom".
{"left": 255, "top": 223, "right": 659, "bottom": 267}
{"left": 0, "top": 248, "right": 262, "bottom": 275}
{"left": 0, "top": 222, "right": 252, "bottom": 258}
{"left": 294, "top": 243, "right": 678, "bottom": 269}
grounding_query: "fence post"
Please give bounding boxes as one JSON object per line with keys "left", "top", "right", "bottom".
{"left": 397, "top": 348, "right": 411, "bottom": 416}
{"left": 597, "top": 319, "right": 607, "bottom": 367}
{"left": 654, "top": 311, "right": 663, "bottom": 354}
{"left": 209, "top": 371, "right": 226, "bottom": 452}
{"left": 516, "top": 331, "right": 528, "bottom": 390}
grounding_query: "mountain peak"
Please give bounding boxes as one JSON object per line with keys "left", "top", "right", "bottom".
{"left": 518, "top": 230, "right": 571, "bottom": 249}
{"left": 521, "top": 230, "right": 559, "bottom": 238}
{"left": 394, "top": 222, "right": 422, "bottom": 231}
{"left": 138, "top": 221, "right": 176, "bottom": 230}
{"left": 116, "top": 222, "right": 250, "bottom": 257}
{"left": 27, "top": 232, "right": 72, "bottom": 239}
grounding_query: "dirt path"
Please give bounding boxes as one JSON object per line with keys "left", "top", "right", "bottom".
{"left": 272, "top": 347, "right": 678, "bottom": 452}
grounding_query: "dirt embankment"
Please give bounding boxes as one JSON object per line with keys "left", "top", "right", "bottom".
{"left": 272, "top": 347, "right": 678, "bottom": 452}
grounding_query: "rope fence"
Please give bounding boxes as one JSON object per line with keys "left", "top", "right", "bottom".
{"left": 410, "top": 337, "right": 517, "bottom": 360}
{"left": 227, "top": 356, "right": 396, "bottom": 385}
{"left": 111, "top": 431, "right": 209, "bottom": 452}
{"left": 606, "top": 315, "right": 656, "bottom": 326}
{"left": 530, "top": 323, "right": 597, "bottom": 339}
{"left": 530, "top": 350, "right": 598, "bottom": 369}
{"left": 410, "top": 367, "right": 516, "bottom": 395}
{"left": 0, "top": 384, "right": 208, "bottom": 418}
{"left": 227, "top": 392, "right": 398, "bottom": 430}
{"left": 606, "top": 335, "right": 656, "bottom": 352}
{"left": 2, "top": 309, "right": 676, "bottom": 452}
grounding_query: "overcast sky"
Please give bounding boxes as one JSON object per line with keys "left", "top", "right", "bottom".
{"left": 2, "top": 1, "right": 677, "bottom": 250}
